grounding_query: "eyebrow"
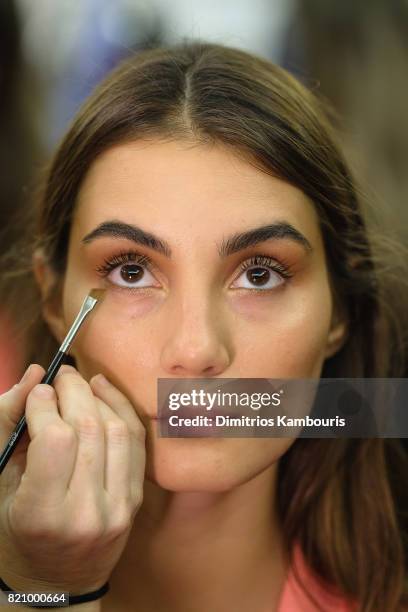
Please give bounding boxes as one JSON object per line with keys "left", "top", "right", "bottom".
{"left": 81, "top": 219, "right": 313, "bottom": 257}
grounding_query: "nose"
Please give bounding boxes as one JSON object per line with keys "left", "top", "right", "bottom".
{"left": 159, "top": 294, "right": 232, "bottom": 377}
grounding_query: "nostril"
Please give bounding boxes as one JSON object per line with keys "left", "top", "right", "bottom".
{"left": 203, "top": 366, "right": 215, "bottom": 375}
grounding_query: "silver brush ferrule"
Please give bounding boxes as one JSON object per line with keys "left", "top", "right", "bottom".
{"left": 60, "top": 294, "right": 99, "bottom": 353}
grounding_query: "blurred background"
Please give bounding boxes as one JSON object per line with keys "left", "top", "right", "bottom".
{"left": 1, "top": 0, "right": 407, "bottom": 390}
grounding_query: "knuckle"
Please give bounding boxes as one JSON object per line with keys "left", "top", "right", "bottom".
{"left": 106, "top": 493, "right": 141, "bottom": 529}
{"left": 105, "top": 420, "right": 130, "bottom": 443}
{"left": 69, "top": 513, "right": 105, "bottom": 544}
{"left": 15, "top": 522, "right": 51, "bottom": 540}
{"left": 73, "top": 415, "right": 103, "bottom": 438}
{"left": 109, "top": 507, "right": 133, "bottom": 537}
{"left": 54, "top": 370, "right": 88, "bottom": 389}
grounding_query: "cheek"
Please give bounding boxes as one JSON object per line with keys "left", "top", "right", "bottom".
{"left": 231, "top": 280, "right": 332, "bottom": 378}
{"left": 66, "top": 293, "right": 160, "bottom": 375}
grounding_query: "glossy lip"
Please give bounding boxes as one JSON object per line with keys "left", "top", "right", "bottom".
{"left": 153, "top": 377, "right": 283, "bottom": 420}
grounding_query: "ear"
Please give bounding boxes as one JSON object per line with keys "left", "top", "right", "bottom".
{"left": 32, "top": 249, "right": 66, "bottom": 345}
{"left": 324, "top": 308, "right": 348, "bottom": 360}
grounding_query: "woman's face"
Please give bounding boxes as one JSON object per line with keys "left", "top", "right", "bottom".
{"left": 43, "top": 139, "right": 344, "bottom": 491}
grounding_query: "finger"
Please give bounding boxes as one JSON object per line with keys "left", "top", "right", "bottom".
{"left": 92, "top": 396, "right": 132, "bottom": 500}
{"left": 0, "top": 364, "right": 46, "bottom": 442}
{"left": 89, "top": 375, "right": 146, "bottom": 441}
{"left": 25, "top": 384, "right": 66, "bottom": 439}
{"left": 19, "top": 418, "right": 77, "bottom": 506}
{"left": 89, "top": 375, "right": 146, "bottom": 502}
{"left": 53, "top": 366, "right": 105, "bottom": 493}
{"left": 15, "top": 383, "right": 77, "bottom": 504}
{"left": 0, "top": 366, "right": 46, "bottom": 486}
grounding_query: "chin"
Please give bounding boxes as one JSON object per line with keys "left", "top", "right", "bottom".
{"left": 144, "top": 435, "right": 254, "bottom": 492}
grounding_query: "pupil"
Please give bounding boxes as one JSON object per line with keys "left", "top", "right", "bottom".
{"left": 121, "top": 264, "right": 143, "bottom": 283}
{"left": 247, "top": 267, "right": 270, "bottom": 286}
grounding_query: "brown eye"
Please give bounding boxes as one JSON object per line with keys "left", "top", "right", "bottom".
{"left": 231, "top": 263, "right": 285, "bottom": 291}
{"left": 246, "top": 267, "right": 271, "bottom": 286}
{"left": 95, "top": 250, "right": 161, "bottom": 290}
{"left": 108, "top": 262, "right": 159, "bottom": 289}
{"left": 120, "top": 264, "right": 145, "bottom": 283}
{"left": 231, "top": 254, "right": 291, "bottom": 291}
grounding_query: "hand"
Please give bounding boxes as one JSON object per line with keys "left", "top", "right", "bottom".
{"left": 0, "top": 364, "right": 146, "bottom": 595}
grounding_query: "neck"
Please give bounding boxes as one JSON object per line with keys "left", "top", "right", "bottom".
{"left": 106, "top": 463, "right": 288, "bottom": 612}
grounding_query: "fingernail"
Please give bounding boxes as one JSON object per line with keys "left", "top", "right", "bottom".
{"left": 95, "top": 374, "right": 110, "bottom": 386}
{"left": 19, "top": 365, "right": 33, "bottom": 385}
{"left": 33, "top": 384, "right": 55, "bottom": 398}
{"left": 58, "top": 365, "right": 76, "bottom": 375}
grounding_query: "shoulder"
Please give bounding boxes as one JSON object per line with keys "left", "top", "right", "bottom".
{"left": 277, "top": 545, "right": 356, "bottom": 612}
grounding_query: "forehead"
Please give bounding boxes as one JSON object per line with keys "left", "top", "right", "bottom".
{"left": 72, "top": 139, "right": 321, "bottom": 246}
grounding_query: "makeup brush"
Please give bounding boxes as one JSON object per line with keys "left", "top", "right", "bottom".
{"left": 0, "top": 288, "right": 106, "bottom": 475}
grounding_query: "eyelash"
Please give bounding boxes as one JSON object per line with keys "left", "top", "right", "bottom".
{"left": 94, "top": 250, "right": 294, "bottom": 289}
{"left": 238, "top": 255, "right": 293, "bottom": 281}
{"left": 95, "top": 251, "right": 154, "bottom": 276}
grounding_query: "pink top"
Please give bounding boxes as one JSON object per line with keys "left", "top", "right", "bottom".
{"left": 278, "top": 545, "right": 355, "bottom": 611}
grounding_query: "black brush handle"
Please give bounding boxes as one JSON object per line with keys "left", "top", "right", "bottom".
{"left": 0, "top": 350, "right": 68, "bottom": 475}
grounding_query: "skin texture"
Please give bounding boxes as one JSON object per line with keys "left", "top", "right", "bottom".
{"left": 34, "top": 139, "right": 347, "bottom": 611}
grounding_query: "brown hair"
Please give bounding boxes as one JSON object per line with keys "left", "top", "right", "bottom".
{"left": 1, "top": 40, "right": 407, "bottom": 611}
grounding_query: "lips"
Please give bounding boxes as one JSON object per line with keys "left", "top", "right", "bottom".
{"left": 155, "top": 377, "right": 282, "bottom": 420}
